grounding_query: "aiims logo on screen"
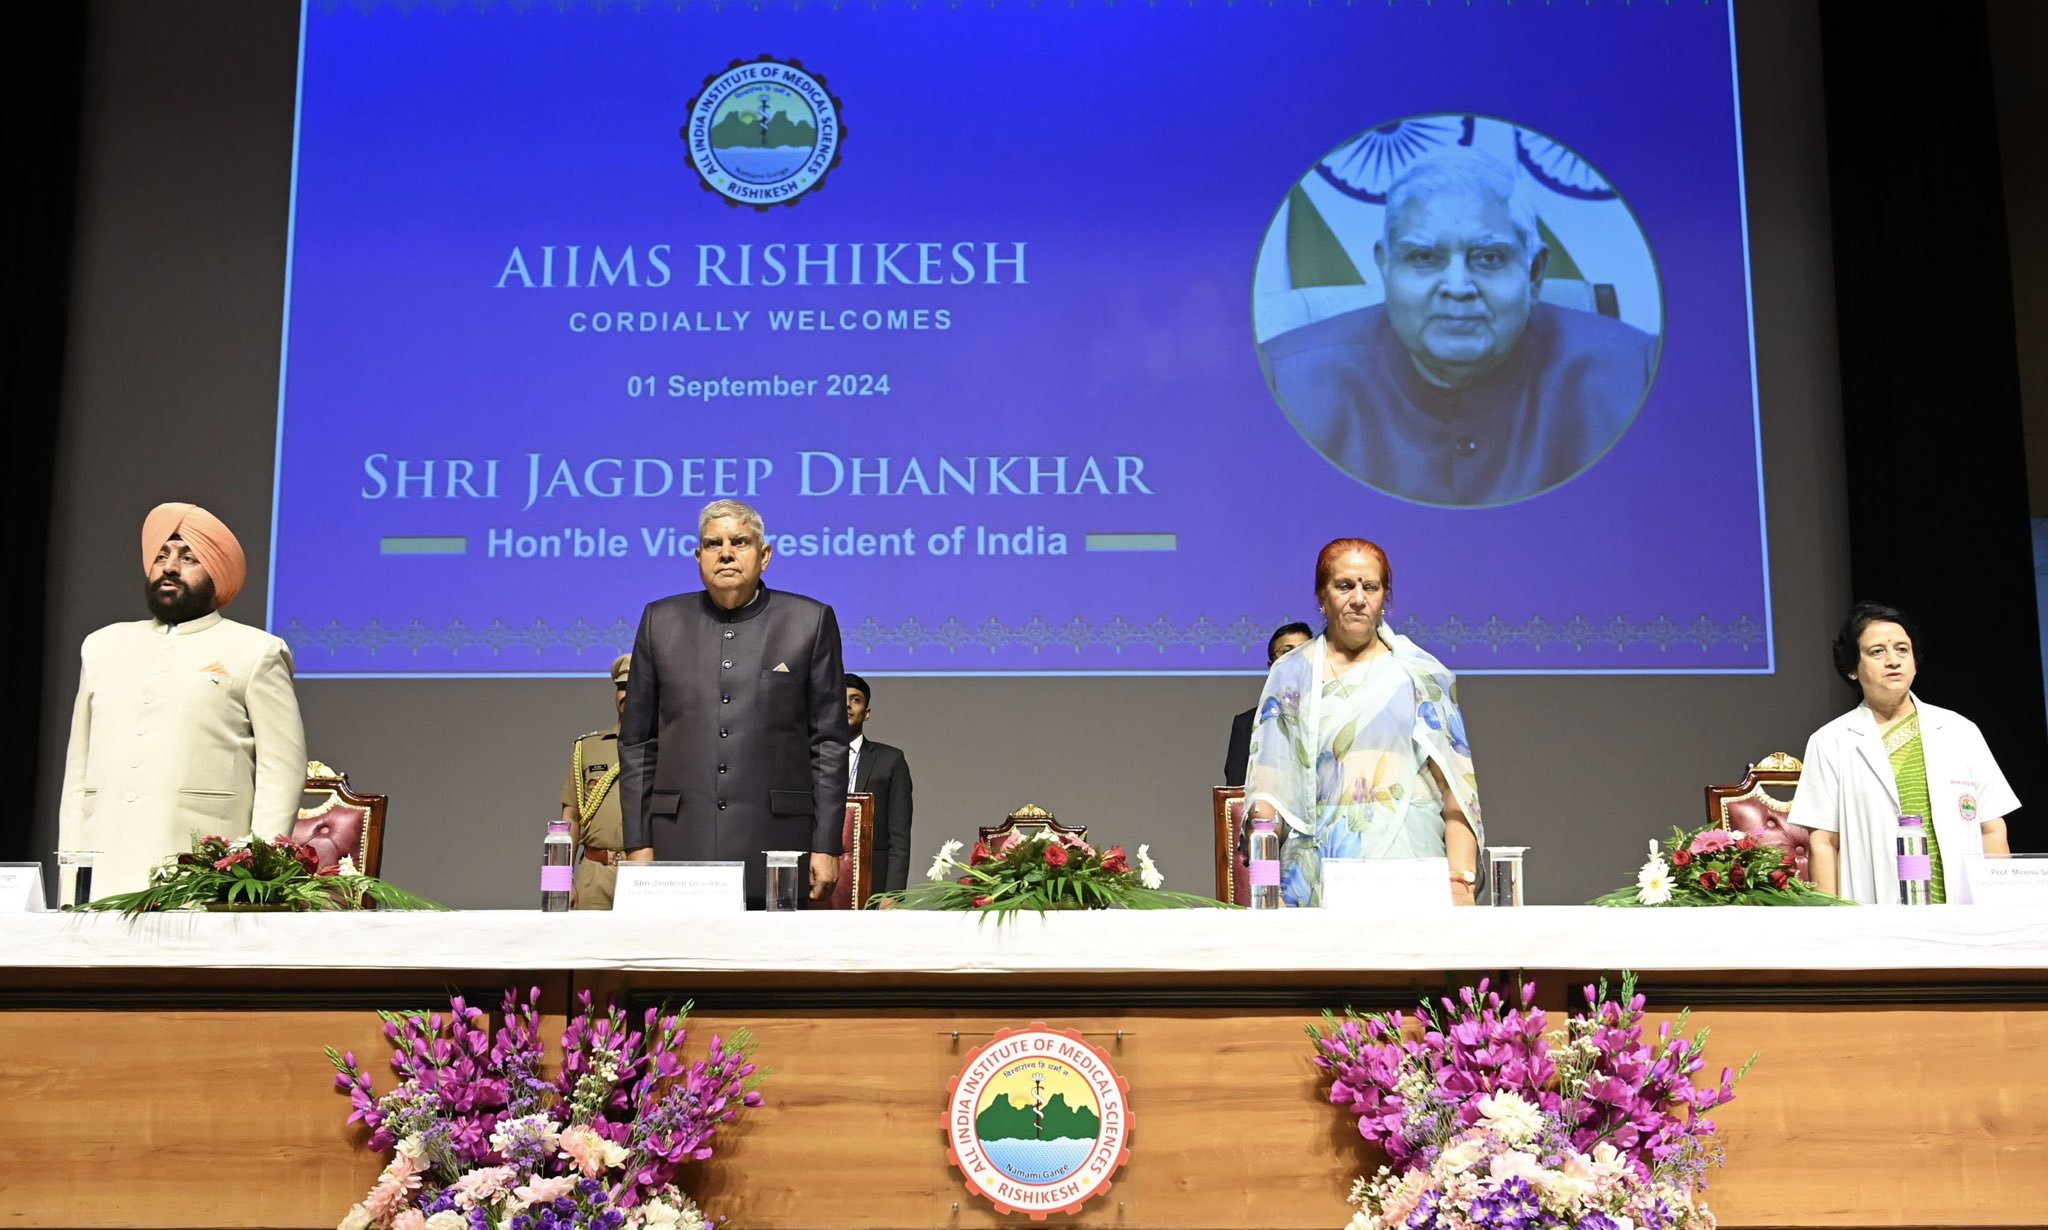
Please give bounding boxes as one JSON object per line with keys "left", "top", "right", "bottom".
{"left": 683, "top": 56, "right": 843, "bottom": 210}
{"left": 945, "top": 1024, "right": 1132, "bottom": 1220}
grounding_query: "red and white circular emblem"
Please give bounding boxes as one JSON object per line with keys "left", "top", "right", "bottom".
{"left": 944, "top": 1022, "right": 1132, "bottom": 1220}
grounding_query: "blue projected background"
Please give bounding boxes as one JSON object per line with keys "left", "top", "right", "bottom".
{"left": 271, "top": 0, "right": 1768, "bottom": 676}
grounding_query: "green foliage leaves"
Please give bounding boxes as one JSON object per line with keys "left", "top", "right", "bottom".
{"left": 76, "top": 832, "right": 447, "bottom": 917}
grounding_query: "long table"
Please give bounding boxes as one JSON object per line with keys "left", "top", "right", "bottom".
{"left": 5, "top": 907, "right": 2046, "bottom": 1229}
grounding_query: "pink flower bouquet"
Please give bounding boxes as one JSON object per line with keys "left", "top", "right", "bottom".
{"left": 326, "top": 989, "right": 763, "bottom": 1230}
{"left": 1311, "top": 977, "right": 1753, "bottom": 1230}
{"left": 874, "top": 829, "right": 1220, "bottom": 916}
{"left": 1591, "top": 823, "right": 1853, "bottom": 907}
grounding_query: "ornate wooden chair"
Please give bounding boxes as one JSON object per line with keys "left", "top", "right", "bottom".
{"left": 978, "top": 803, "right": 1087, "bottom": 848}
{"left": 1706, "top": 752, "right": 1810, "bottom": 882}
{"left": 808, "top": 791, "right": 876, "bottom": 910}
{"left": 1213, "top": 786, "right": 1250, "bottom": 905}
{"left": 292, "top": 760, "right": 387, "bottom": 877}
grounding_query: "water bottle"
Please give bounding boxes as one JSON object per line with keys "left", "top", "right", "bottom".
{"left": 1247, "top": 818, "right": 1283, "bottom": 910}
{"left": 542, "top": 819, "right": 574, "bottom": 912}
{"left": 1896, "top": 814, "right": 1932, "bottom": 905}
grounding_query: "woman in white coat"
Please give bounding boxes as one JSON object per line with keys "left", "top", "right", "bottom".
{"left": 1794, "top": 602, "right": 2015, "bottom": 903}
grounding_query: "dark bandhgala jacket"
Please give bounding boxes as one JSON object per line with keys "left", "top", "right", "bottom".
{"left": 1260, "top": 302, "right": 1658, "bottom": 506}
{"left": 619, "top": 586, "right": 849, "bottom": 903}
{"left": 854, "top": 738, "right": 914, "bottom": 893}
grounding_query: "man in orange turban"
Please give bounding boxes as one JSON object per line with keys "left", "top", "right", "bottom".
{"left": 140, "top": 502, "right": 250, "bottom": 614}
{"left": 57, "top": 504, "right": 308, "bottom": 899}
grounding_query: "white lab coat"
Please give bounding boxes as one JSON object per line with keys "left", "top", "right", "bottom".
{"left": 1790, "top": 696, "right": 2018, "bottom": 904}
{"left": 58, "top": 612, "right": 308, "bottom": 897}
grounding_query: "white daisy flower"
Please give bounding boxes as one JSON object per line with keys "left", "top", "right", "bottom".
{"left": 1636, "top": 856, "right": 1674, "bottom": 906}
{"left": 926, "top": 839, "right": 964, "bottom": 882}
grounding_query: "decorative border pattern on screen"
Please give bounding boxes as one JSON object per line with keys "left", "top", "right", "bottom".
{"left": 280, "top": 609, "right": 1766, "bottom": 667}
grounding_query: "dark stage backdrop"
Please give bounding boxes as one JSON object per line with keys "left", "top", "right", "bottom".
{"left": 31, "top": 0, "right": 1880, "bottom": 906}
{"left": 3, "top": 9, "right": 86, "bottom": 875}
{"left": 1819, "top": 0, "right": 2048, "bottom": 827}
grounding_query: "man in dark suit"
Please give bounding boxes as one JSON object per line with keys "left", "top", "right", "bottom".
{"left": 1224, "top": 621, "right": 1315, "bottom": 786}
{"left": 844, "top": 672, "right": 914, "bottom": 894}
{"left": 620, "top": 499, "right": 849, "bottom": 907}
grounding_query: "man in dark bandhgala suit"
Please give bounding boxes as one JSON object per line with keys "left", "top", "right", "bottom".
{"left": 619, "top": 499, "right": 849, "bottom": 907}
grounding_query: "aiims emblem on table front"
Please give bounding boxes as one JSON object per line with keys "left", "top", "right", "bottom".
{"left": 946, "top": 1023, "right": 1132, "bottom": 1219}
{"left": 682, "top": 56, "right": 842, "bottom": 210}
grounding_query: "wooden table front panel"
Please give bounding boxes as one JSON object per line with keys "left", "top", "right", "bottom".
{"left": 3, "top": 991, "right": 2044, "bottom": 1229}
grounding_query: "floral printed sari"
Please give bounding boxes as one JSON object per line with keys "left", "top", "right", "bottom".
{"left": 1245, "top": 628, "right": 1482, "bottom": 907}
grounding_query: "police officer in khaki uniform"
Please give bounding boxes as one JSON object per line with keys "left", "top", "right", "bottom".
{"left": 559, "top": 654, "right": 631, "bottom": 909}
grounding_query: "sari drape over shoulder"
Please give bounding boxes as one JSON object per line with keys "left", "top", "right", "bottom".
{"left": 1245, "top": 628, "right": 1481, "bottom": 906}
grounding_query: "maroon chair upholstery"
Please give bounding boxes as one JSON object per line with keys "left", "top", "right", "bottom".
{"left": 292, "top": 761, "right": 387, "bottom": 878}
{"left": 807, "top": 791, "right": 875, "bottom": 910}
{"left": 978, "top": 804, "right": 1087, "bottom": 849}
{"left": 1214, "top": 787, "right": 1249, "bottom": 905}
{"left": 1706, "top": 752, "right": 1809, "bottom": 882}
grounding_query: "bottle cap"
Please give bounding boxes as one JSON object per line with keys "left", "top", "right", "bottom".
{"left": 1250, "top": 817, "right": 1277, "bottom": 830}
{"left": 1897, "top": 814, "right": 1925, "bottom": 828}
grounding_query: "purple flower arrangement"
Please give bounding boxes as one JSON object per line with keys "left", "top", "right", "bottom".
{"left": 1309, "top": 977, "right": 1751, "bottom": 1230}
{"left": 325, "top": 988, "right": 764, "bottom": 1230}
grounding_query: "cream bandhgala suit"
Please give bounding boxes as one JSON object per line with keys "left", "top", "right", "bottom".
{"left": 58, "top": 611, "right": 308, "bottom": 897}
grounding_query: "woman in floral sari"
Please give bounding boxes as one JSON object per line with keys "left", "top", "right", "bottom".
{"left": 1245, "top": 538, "right": 1482, "bottom": 907}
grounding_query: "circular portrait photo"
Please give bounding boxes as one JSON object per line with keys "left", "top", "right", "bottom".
{"left": 1252, "top": 115, "right": 1664, "bottom": 508}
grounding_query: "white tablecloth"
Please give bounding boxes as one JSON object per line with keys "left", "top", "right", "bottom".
{"left": 7, "top": 905, "right": 2047, "bottom": 975}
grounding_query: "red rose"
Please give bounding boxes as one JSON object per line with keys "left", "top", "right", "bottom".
{"left": 1102, "top": 846, "right": 1129, "bottom": 874}
{"left": 972, "top": 895, "right": 993, "bottom": 908}
{"left": 1698, "top": 869, "right": 1722, "bottom": 891}
{"left": 1044, "top": 843, "right": 1069, "bottom": 868}
{"left": 959, "top": 876, "right": 975, "bottom": 886}
{"left": 1736, "top": 836, "right": 1757, "bottom": 852}
{"left": 1671, "top": 848, "right": 1694, "bottom": 868}
{"left": 969, "top": 842, "right": 992, "bottom": 867}
{"left": 1769, "top": 869, "right": 1790, "bottom": 891}
{"left": 1729, "top": 863, "right": 1747, "bottom": 888}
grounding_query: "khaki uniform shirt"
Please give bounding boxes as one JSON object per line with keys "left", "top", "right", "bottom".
{"left": 59, "top": 612, "right": 308, "bottom": 897}
{"left": 561, "top": 727, "right": 624, "bottom": 909}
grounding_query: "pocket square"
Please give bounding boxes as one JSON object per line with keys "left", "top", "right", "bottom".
{"left": 771, "top": 662, "right": 791, "bottom": 673}
{"left": 199, "top": 661, "right": 230, "bottom": 685}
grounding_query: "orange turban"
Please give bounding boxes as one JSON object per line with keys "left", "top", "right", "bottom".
{"left": 141, "top": 503, "right": 248, "bottom": 609}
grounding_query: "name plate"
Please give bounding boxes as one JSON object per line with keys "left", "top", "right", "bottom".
{"left": 1321, "top": 856, "right": 1452, "bottom": 912}
{"left": 0, "top": 864, "right": 48, "bottom": 913}
{"left": 1961, "top": 855, "right": 2048, "bottom": 906}
{"left": 613, "top": 861, "right": 745, "bottom": 914}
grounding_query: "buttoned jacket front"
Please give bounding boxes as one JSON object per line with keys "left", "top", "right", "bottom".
{"left": 58, "top": 613, "right": 308, "bottom": 897}
{"left": 618, "top": 586, "right": 848, "bottom": 901}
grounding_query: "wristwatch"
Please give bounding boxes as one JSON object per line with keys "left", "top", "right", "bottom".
{"left": 1450, "top": 869, "right": 1478, "bottom": 887}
